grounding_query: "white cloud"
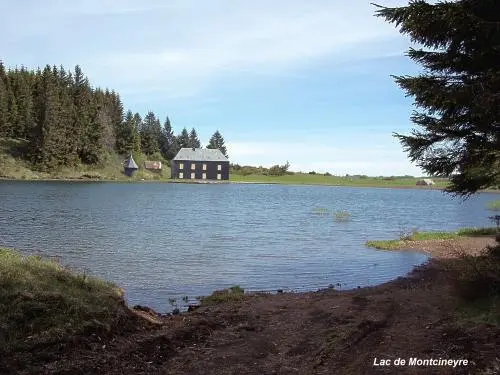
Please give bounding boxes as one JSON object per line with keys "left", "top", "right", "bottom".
{"left": 22, "top": 0, "right": 408, "bottom": 98}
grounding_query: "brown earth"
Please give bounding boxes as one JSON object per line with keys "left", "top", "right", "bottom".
{"left": 2, "top": 237, "right": 499, "bottom": 375}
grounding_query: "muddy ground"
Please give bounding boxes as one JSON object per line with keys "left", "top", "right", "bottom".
{"left": 2, "top": 236, "right": 499, "bottom": 375}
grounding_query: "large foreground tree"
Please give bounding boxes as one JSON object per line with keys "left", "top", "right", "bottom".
{"left": 374, "top": 0, "right": 500, "bottom": 196}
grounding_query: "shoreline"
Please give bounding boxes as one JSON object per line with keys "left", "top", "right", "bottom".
{"left": 2, "top": 235, "right": 499, "bottom": 374}
{"left": 3, "top": 176, "right": 500, "bottom": 193}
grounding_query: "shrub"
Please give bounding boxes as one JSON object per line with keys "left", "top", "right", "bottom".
{"left": 448, "top": 241, "right": 500, "bottom": 302}
{"left": 201, "top": 285, "right": 245, "bottom": 305}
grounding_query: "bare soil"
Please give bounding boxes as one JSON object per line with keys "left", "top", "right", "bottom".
{"left": 2, "top": 237, "right": 499, "bottom": 375}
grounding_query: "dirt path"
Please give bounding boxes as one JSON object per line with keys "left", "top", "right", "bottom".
{"left": 2, "top": 237, "right": 499, "bottom": 375}
{"left": 388, "top": 236, "right": 497, "bottom": 259}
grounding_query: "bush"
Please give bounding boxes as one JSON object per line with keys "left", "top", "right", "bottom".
{"left": 201, "top": 285, "right": 245, "bottom": 305}
{"left": 449, "top": 240, "right": 500, "bottom": 302}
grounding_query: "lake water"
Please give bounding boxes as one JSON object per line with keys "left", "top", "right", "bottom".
{"left": 0, "top": 181, "right": 498, "bottom": 312}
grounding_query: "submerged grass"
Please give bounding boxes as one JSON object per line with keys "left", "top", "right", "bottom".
{"left": 366, "top": 227, "right": 498, "bottom": 250}
{"left": 0, "top": 248, "right": 128, "bottom": 354}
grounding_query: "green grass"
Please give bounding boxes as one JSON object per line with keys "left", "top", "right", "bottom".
{"left": 0, "top": 248, "right": 128, "bottom": 354}
{"left": 488, "top": 200, "right": 500, "bottom": 211}
{"left": 366, "top": 227, "right": 498, "bottom": 250}
{"left": 230, "top": 172, "right": 450, "bottom": 188}
{"left": 200, "top": 285, "right": 245, "bottom": 306}
{"left": 0, "top": 138, "right": 171, "bottom": 182}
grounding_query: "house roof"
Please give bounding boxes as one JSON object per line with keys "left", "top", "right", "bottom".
{"left": 124, "top": 155, "right": 138, "bottom": 169}
{"left": 173, "top": 148, "right": 228, "bottom": 162}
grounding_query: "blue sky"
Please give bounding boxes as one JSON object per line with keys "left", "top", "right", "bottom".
{"left": 1, "top": 0, "right": 426, "bottom": 176}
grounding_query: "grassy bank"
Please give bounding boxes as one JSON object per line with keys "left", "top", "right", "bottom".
{"left": 366, "top": 227, "right": 498, "bottom": 250}
{"left": 2, "top": 240, "right": 500, "bottom": 373}
{"left": 0, "top": 248, "right": 130, "bottom": 355}
{"left": 0, "top": 138, "right": 171, "bottom": 182}
{"left": 230, "top": 172, "right": 450, "bottom": 188}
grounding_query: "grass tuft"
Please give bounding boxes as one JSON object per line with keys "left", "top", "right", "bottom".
{"left": 200, "top": 285, "right": 245, "bottom": 306}
{"left": 487, "top": 200, "right": 500, "bottom": 211}
{"left": 0, "top": 248, "right": 128, "bottom": 354}
{"left": 334, "top": 210, "right": 351, "bottom": 223}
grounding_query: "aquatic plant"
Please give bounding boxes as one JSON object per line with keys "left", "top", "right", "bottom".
{"left": 312, "top": 207, "right": 329, "bottom": 215}
{"left": 334, "top": 210, "right": 351, "bottom": 223}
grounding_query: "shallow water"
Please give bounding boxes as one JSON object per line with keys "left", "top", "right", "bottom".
{"left": 0, "top": 181, "right": 498, "bottom": 312}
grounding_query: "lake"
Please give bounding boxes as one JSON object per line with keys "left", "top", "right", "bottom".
{"left": 0, "top": 181, "right": 498, "bottom": 312}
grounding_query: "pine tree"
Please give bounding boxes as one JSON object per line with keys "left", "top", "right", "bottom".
{"left": 6, "top": 81, "right": 18, "bottom": 138}
{"left": 32, "top": 65, "right": 68, "bottom": 170}
{"left": 177, "top": 127, "right": 190, "bottom": 148}
{"left": 0, "top": 61, "right": 9, "bottom": 137}
{"left": 14, "top": 67, "right": 35, "bottom": 140}
{"left": 159, "top": 116, "right": 176, "bottom": 159}
{"left": 188, "top": 127, "right": 201, "bottom": 148}
{"left": 140, "top": 111, "right": 160, "bottom": 155}
{"left": 116, "top": 110, "right": 136, "bottom": 155}
{"left": 206, "top": 130, "right": 228, "bottom": 157}
{"left": 374, "top": 0, "right": 500, "bottom": 196}
{"left": 72, "top": 65, "right": 93, "bottom": 162}
{"left": 132, "top": 112, "right": 142, "bottom": 153}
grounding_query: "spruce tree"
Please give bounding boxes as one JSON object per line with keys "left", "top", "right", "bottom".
{"left": 177, "top": 127, "right": 190, "bottom": 148}
{"left": 15, "top": 67, "right": 35, "bottom": 140}
{"left": 0, "top": 61, "right": 9, "bottom": 137}
{"left": 132, "top": 112, "right": 142, "bottom": 153}
{"left": 72, "top": 65, "right": 93, "bottom": 162}
{"left": 140, "top": 111, "right": 160, "bottom": 155}
{"left": 32, "top": 65, "right": 67, "bottom": 170}
{"left": 206, "top": 130, "right": 228, "bottom": 157}
{"left": 6, "top": 82, "right": 18, "bottom": 138}
{"left": 160, "top": 116, "right": 176, "bottom": 159}
{"left": 374, "top": 0, "right": 500, "bottom": 196}
{"left": 188, "top": 127, "right": 201, "bottom": 148}
{"left": 116, "top": 110, "right": 136, "bottom": 155}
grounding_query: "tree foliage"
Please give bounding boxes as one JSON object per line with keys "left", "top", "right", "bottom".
{"left": 177, "top": 127, "right": 190, "bottom": 149}
{"left": 374, "top": 0, "right": 500, "bottom": 196}
{"left": 206, "top": 130, "right": 228, "bottom": 157}
{"left": 188, "top": 127, "right": 201, "bottom": 148}
{"left": 0, "top": 60, "right": 228, "bottom": 167}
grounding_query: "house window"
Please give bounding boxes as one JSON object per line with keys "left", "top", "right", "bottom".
{"left": 217, "top": 173, "right": 221, "bottom": 180}
{"left": 191, "top": 163, "right": 196, "bottom": 170}
{"left": 217, "top": 164, "right": 222, "bottom": 171}
{"left": 191, "top": 172, "right": 195, "bottom": 179}
{"left": 179, "top": 172, "right": 183, "bottom": 179}
{"left": 202, "top": 164, "right": 207, "bottom": 171}
{"left": 202, "top": 173, "right": 206, "bottom": 179}
{"left": 179, "top": 163, "right": 184, "bottom": 169}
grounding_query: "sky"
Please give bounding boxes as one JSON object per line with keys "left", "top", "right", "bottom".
{"left": 0, "top": 0, "right": 426, "bottom": 176}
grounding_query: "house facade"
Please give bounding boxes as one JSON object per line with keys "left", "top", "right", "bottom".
{"left": 171, "top": 148, "right": 229, "bottom": 180}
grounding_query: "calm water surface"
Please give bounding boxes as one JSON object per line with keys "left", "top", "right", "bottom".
{"left": 1, "top": 181, "right": 498, "bottom": 312}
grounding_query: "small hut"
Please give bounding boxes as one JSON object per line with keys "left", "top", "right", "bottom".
{"left": 416, "top": 178, "right": 435, "bottom": 186}
{"left": 144, "top": 160, "right": 162, "bottom": 172}
{"left": 124, "top": 155, "right": 139, "bottom": 176}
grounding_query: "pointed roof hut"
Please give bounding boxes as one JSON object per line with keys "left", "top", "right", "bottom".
{"left": 124, "top": 154, "right": 138, "bottom": 176}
